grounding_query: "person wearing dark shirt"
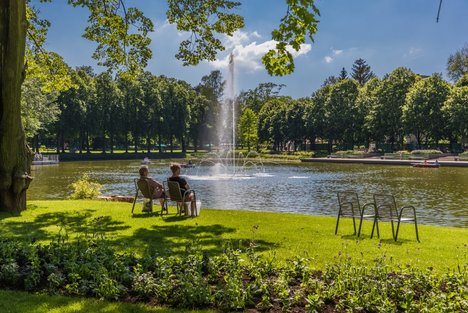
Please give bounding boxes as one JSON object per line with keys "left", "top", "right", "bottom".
{"left": 169, "top": 163, "right": 195, "bottom": 214}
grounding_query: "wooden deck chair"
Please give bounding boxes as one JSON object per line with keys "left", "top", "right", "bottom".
{"left": 164, "top": 180, "right": 198, "bottom": 216}
{"left": 336, "top": 191, "right": 376, "bottom": 237}
{"left": 372, "top": 194, "right": 420, "bottom": 242}
{"left": 131, "top": 178, "right": 168, "bottom": 215}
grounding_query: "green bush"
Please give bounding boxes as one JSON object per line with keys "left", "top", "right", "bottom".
{"left": 69, "top": 174, "right": 102, "bottom": 199}
{"left": 0, "top": 238, "right": 465, "bottom": 312}
{"left": 396, "top": 150, "right": 411, "bottom": 154}
{"left": 411, "top": 149, "right": 443, "bottom": 155}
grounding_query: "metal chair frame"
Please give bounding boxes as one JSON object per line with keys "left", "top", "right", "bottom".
{"left": 164, "top": 180, "right": 197, "bottom": 216}
{"left": 372, "top": 194, "right": 420, "bottom": 242}
{"left": 132, "top": 178, "right": 168, "bottom": 215}
{"left": 336, "top": 191, "right": 377, "bottom": 237}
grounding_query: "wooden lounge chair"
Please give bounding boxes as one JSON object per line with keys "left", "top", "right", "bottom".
{"left": 336, "top": 191, "right": 376, "bottom": 237}
{"left": 372, "top": 194, "right": 420, "bottom": 242}
{"left": 131, "top": 178, "right": 167, "bottom": 215}
{"left": 164, "top": 180, "right": 198, "bottom": 216}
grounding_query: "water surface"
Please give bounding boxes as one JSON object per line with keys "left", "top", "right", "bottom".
{"left": 29, "top": 160, "right": 468, "bottom": 227}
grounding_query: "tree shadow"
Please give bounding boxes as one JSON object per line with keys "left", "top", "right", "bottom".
{"left": 0, "top": 207, "right": 130, "bottom": 242}
{"left": 116, "top": 223, "right": 276, "bottom": 257}
{"left": 0, "top": 204, "right": 277, "bottom": 257}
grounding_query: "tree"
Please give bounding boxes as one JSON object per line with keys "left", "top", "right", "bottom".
{"left": 351, "top": 58, "right": 375, "bottom": 86}
{"left": 366, "top": 67, "right": 417, "bottom": 149}
{"left": 95, "top": 72, "right": 122, "bottom": 153}
{"left": 284, "top": 100, "right": 306, "bottom": 150}
{"left": 304, "top": 87, "right": 329, "bottom": 148}
{"left": 339, "top": 67, "right": 348, "bottom": 80}
{"left": 403, "top": 74, "right": 451, "bottom": 146}
{"left": 238, "top": 82, "right": 285, "bottom": 113}
{"left": 447, "top": 43, "right": 468, "bottom": 82}
{"left": 20, "top": 78, "right": 59, "bottom": 142}
{"left": 238, "top": 108, "right": 258, "bottom": 151}
{"left": 195, "top": 70, "right": 225, "bottom": 147}
{"left": 1, "top": 0, "right": 320, "bottom": 212}
{"left": 357, "top": 77, "right": 381, "bottom": 146}
{"left": 322, "top": 75, "right": 338, "bottom": 86}
{"left": 258, "top": 97, "right": 290, "bottom": 151}
{"left": 442, "top": 86, "right": 468, "bottom": 142}
{"left": 323, "top": 79, "right": 359, "bottom": 148}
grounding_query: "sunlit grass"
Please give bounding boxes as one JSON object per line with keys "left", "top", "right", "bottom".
{"left": 0, "top": 290, "right": 213, "bottom": 313}
{"left": 0, "top": 200, "right": 465, "bottom": 272}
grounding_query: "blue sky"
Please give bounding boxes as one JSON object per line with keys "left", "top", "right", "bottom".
{"left": 32, "top": 0, "right": 468, "bottom": 97}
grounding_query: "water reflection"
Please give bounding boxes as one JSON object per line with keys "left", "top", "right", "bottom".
{"left": 29, "top": 160, "right": 468, "bottom": 227}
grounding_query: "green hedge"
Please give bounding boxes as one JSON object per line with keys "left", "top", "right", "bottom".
{"left": 0, "top": 238, "right": 466, "bottom": 312}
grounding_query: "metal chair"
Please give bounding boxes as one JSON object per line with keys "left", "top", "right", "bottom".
{"left": 372, "top": 194, "right": 420, "bottom": 242}
{"left": 131, "top": 178, "right": 167, "bottom": 215}
{"left": 164, "top": 180, "right": 198, "bottom": 216}
{"left": 336, "top": 191, "right": 377, "bottom": 237}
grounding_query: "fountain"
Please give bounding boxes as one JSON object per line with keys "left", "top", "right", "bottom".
{"left": 185, "top": 53, "right": 266, "bottom": 180}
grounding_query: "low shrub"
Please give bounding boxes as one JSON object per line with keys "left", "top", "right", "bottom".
{"left": 69, "top": 174, "right": 102, "bottom": 199}
{"left": 0, "top": 238, "right": 466, "bottom": 312}
{"left": 411, "top": 149, "right": 443, "bottom": 155}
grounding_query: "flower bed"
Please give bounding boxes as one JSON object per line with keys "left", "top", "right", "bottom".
{"left": 1, "top": 238, "right": 465, "bottom": 312}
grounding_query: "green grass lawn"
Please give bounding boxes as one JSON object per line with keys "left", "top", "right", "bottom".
{"left": 0, "top": 290, "right": 213, "bottom": 313}
{"left": 1, "top": 200, "right": 466, "bottom": 272}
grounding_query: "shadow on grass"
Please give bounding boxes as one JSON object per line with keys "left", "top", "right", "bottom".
{"left": 339, "top": 233, "right": 412, "bottom": 245}
{"left": 0, "top": 205, "right": 277, "bottom": 257}
{"left": 0, "top": 206, "right": 130, "bottom": 242}
{"left": 117, "top": 223, "right": 276, "bottom": 257}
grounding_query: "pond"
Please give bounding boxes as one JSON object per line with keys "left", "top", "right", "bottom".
{"left": 28, "top": 160, "right": 468, "bottom": 227}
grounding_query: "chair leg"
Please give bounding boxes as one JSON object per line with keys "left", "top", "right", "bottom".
{"left": 391, "top": 221, "right": 397, "bottom": 241}
{"left": 414, "top": 220, "right": 420, "bottom": 242}
{"left": 395, "top": 221, "right": 401, "bottom": 241}
{"left": 352, "top": 216, "right": 357, "bottom": 235}
{"left": 131, "top": 190, "right": 139, "bottom": 214}
{"left": 357, "top": 217, "right": 364, "bottom": 237}
{"left": 335, "top": 211, "right": 341, "bottom": 235}
{"left": 371, "top": 218, "right": 379, "bottom": 239}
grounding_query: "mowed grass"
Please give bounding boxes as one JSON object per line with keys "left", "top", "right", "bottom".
{"left": 0, "top": 200, "right": 466, "bottom": 272}
{"left": 0, "top": 290, "right": 213, "bottom": 313}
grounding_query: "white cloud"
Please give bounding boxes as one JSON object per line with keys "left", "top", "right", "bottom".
{"left": 323, "top": 47, "right": 354, "bottom": 64}
{"left": 209, "top": 30, "right": 311, "bottom": 71}
{"left": 332, "top": 49, "right": 343, "bottom": 55}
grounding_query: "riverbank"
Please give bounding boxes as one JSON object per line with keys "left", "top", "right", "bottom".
{"left": 301, "top": 156, "right": 468, "bottom": 167}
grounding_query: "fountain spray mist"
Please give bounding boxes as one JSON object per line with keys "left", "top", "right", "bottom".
{"left": 218, "top": 53, "right": 236, "bottom": 172}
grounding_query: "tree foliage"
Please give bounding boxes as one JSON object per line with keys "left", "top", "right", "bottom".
{"left": 446, "top": 43, "right": 468, "bottom": 82}
{"left": 262, "top": 0, "right": 320, "bottom": 76}
{"left": 238, "top": 108, "right": 258, "bottom": 151}
{"left": 403, "top": 74, "right": 451, "bottom": 145}
{"left": 351, "top": 58, "right": 375, "bottom": 86}
{"left": 366, "top": 67, "right": 418, "bottom": 145}
{"left": 442, "top": 86, "right": 468, "bottom": 139}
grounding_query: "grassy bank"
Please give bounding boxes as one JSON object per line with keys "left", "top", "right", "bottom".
{"left": 0, "top": 200, "right": 466, "bottom": 271}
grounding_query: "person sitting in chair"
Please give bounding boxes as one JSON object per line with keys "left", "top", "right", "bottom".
{"left": 169, "top": 163, "right": 195, "bottom": 214}
{"left": 139, "top": 165, "right": 165, "bottom": 211}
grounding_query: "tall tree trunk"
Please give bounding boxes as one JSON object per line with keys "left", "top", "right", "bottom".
{"left": 0, "top": 0, "right": 33, "bottom": 212}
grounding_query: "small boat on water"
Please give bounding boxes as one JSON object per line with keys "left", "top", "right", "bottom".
{"left": 411, "top": 162, "right": 440, "bottom": 168}
{"left": 141, "top": 157, "right": 151, "bottom": 165}
{"left": 181, "top": 160, "right": 195, "bottom": 168}
{"left": 181, "top": 163, "right": 195, "bottom": 168}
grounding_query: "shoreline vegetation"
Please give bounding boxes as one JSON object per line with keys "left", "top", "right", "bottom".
{"left": 32, "top": 150, "right": 468, "bottom": 167}
{"left": 0, "top": 200, "right": 466, "bottom": 312}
